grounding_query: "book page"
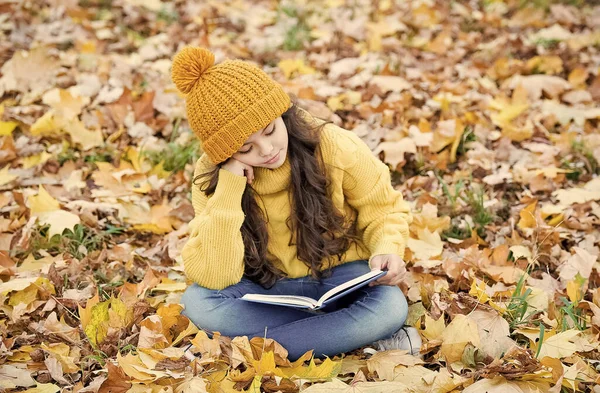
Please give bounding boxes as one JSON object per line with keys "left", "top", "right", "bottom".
{"left": 316, "top": 269, "right": 383, "bottom": 307}
{"left": 241, "top": 294, "right": 317, "bottom": 308}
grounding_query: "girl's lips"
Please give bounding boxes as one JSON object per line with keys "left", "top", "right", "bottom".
{"left": 264, "top": 151, "right": 280, "bottom": 164}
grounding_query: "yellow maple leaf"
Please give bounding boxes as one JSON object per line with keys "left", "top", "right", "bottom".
{"left": 41, "top": 343, "right": 79, "bottom": 373}
{"left": 277, "top": 59, "right": 316, "bottom": 79}
{"left": 38, "top": 210, "right": 81, "bottom": 238}
{"left": 251, "top": 351, "right": 286, "bottom": 378}
{"left": 280, "top": 356, "right": 342, "bottom": 381}
{"left": 151, "top": 278, "right": 187, "bottom": 292}
{"left": 0, "top": 165, "right": 17, "bottom": 186}
{"left": 566, "top": 274, "right": 586, "bottom": 303}
{"left": 28, "top": 185, "right": 60, "bottom": 214}
{"left": 42, "top": 88, "right": 89, "bottom": 119}
{"left": 246, "top": 375, "right": 262, "bottom": 393}
{"left": 62, "top": 118, "right": 104, "bottom": 151}
{"left": 411, "top": 3, "right": 440, "bottom": 28}
{"left": 26, "top": 185, "right": 81, "bottom": 237}
{"left": 78, "top": 294, "right": 100, "bottom": 330}
{"left": 125, "top": 146, "right": 145, "bottom": 173}
{"left": 421, "top": 313, "right": 446, "bottom": 341}
{"left": 108, "top": 297, "right": 133, "bottom": 328}
{"left": 148, "top": 160, "right": 172, "bottom": 179}
{"left": 469, "top": 280, "right": 506, "bottom": 314}
{"left": 84, "top": 300, "right": 110, "bottom": 347}
{"left": 8, "top": 277, "right": 55, "bottom": 307}
{"left": 117, "top": 351, "right": 161, "bottom": 383}
{"left": 517, "top": 200, "right": 538, "bottom": 230}
{"left": 22, "top": 151, "right": 53, "bottom": 169}
{"left": 8, "top": 283, "right": 39, "bottom": 307}
{"left": 30, "top": 111, "right": 61, "bottom": 136}
{"left": 0, "top": 120, "right": 18, "bottom": 136}
{"left": 491, "top": 102, "right": 529, "bottom": 125}
{"left": 525, "top": 55, "right": 563, "bottom": 75}
{"left": 329, "top": 91, "right": 362, "bottom": 111}
{"left": 82, "top": 296, "right": 133, "bottom": 347}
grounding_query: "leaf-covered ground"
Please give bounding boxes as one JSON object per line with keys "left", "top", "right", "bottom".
{"left": 1, "top": 0, "right": 600, "bottom": 392}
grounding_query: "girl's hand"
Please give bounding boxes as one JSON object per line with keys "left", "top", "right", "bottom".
{"left": 368, "top": 254, "right": 407, "bottom": 286}
{"left": 221, "top": 157, "right": 255, "bottom": 184}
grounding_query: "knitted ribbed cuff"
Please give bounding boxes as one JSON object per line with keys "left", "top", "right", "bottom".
{"left": 206, "top": 169, "right": 248, "bottom": 211}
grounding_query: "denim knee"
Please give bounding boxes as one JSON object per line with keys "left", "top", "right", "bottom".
{"left": 180, "top": 284, "right": 221, "bottom": 328}
{"left": 369, "top": 285, "right": 409, "bottom": 338}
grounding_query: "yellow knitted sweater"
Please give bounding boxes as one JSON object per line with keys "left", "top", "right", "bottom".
{"left": 182, "top": 112, "right": 413, "bottom": 290}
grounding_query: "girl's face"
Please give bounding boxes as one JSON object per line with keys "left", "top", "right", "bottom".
{"left": 231, "top": 116, "right": 288, "bottom": 168}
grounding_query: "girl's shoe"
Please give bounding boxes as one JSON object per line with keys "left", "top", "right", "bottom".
{"left": 363, "top": 326, "right": 422, "bottom": 357}
{"left": 183, "top": 343, "right": 196, "bottom": 360}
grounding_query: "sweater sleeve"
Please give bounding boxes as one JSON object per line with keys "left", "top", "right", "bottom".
{"left": 327, "top": 127, "right": 413, "bottom": 268}
{"left": 181, "top": 158, "right": 248, "bottom": 290}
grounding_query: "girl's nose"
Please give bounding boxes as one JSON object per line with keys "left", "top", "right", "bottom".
{"left": 259, "top": 141, "right": 274, "bottom": 156}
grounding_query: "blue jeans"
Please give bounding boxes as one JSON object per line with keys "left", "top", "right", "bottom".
{"left": 180, "top": 260, "right": 408, "bottom": 361}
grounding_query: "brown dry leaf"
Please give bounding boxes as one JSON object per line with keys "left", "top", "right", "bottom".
{"left": 407, "top": 228, "right": 444, "bottom": 261}
{"left": 534, "top": 330, "right": 580, "bottom": 359}
{"left": 0, "top": 364, "right": 37, "bottom": 389}
{"left": 504, "top": 75, "right": 571, "bottom": 100}
{"left": 0, "top": 46, "right": 61, "bottom": 101}
{"left": 462, "top": 376, "right": 553, "bottom": 393}
{"left": 230, "top": 336, "right": 255, "bottom": 368}
{"left": 98, "top": 361, "right": 132, "bottom": 393}
{"left": 409, "top": 203, "right": 451, "bottom": 236}
{"left": 5, "top": 1, "right": 600, "bottom": 391}
{"left": 366, "top": 350, "right": 424, "bottom": 381}
{"left": 20, "top": 382, "right": 61, "bottom": 393}
{"left": 300, "top": 378, "right": 410, "bottom": 392}
{"left": 191, "top": 330, "right": 222, "bottom": 359}
{"left": 373, "top": 139, "right": 417, "bottom": 170}
{"left": 174, "top": 376, "right": 210, "bottom": 393}
{"left": 440, "top": 314, "right": 480, "bottom": 364}
{"left": 249, "top": 337, "right": 293, "bottom": 367}
{"left": 558, "top": 246, "right": 597, "bottom": 282}
{"left": 467, "top": 310, "right": 517, "bottom": 359}
{"left": 137, "top": 315, "right": 169, "bottom": 349}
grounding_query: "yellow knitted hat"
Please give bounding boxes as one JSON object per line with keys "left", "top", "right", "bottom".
{"left": 171, "top": 46, "right": 291, "bottom": 164}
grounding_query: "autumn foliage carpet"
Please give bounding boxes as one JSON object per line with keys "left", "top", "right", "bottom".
{"left": 2, "top": 0, "right": 600, "bottom": 392}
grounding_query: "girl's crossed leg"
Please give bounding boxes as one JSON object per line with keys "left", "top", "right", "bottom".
{"left": 180, "top": 260, "right": 408, "bottom": 361}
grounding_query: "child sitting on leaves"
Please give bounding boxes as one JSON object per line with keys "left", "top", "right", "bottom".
{"left": 172, "top": 46, "right": 422, "bottom": 361}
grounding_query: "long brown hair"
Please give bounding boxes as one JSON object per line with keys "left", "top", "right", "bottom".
{"left": 193, "top": 96, "right": 361, "bottom": 288}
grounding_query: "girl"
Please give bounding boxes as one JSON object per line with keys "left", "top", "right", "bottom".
{"left": 173, "top": 46, "right": 421, "bottom": 361}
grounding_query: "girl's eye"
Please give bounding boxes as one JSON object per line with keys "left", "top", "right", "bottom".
{"left": 238, "top": 126, "right": 274, "bottom": 154}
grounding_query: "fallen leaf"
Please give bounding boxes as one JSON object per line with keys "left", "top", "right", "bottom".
{"left": 366, "top": 350, "right": 424, "bottom": 381}
{"left": 440, "top": 314, "right": 480, "bottom": 364}
{"left": 300, "top": 378, "right": 410, "bottom": 392}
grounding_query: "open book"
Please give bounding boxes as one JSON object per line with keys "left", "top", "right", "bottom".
{"left": 240, "top": 269, "right": 387, "bottom": 310}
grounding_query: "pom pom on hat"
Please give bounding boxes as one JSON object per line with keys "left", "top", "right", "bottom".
{"left": 170, "top": 46, "right": 291, "bottom": 164}
{"left": 171, "top": 46, "right": 215, "bottom": 95}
